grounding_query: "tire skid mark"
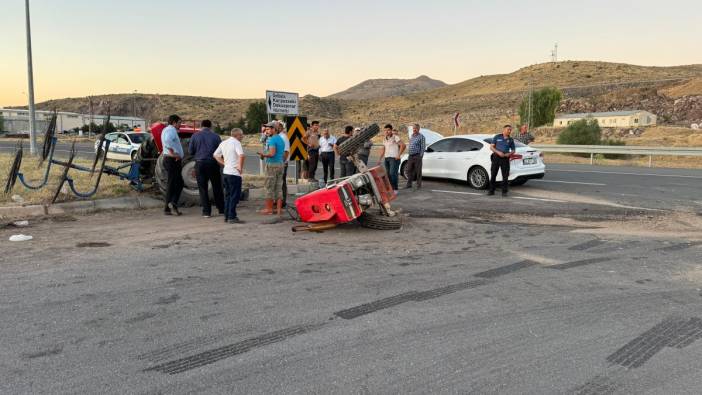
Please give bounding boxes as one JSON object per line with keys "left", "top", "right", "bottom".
{"left": 473, "top": 260, "right": 538, "bottom": 279}
{"left": 568, "top": 239, "right": 606, "bottom": 251}
{"left": 144, "top": 323, "right": 325, "bottom": 374}
{"left": 548, "top": 257, "right": 614, "bottom": 270}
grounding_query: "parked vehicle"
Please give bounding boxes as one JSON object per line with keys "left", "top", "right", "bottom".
{"left": 95, "top": 132, "right": 151, "bottom": 161}
{"left": 399, "top": 134, "right": 545, "bottom": 189}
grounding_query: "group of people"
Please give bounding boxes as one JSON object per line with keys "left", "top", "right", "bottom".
{"left": 161, "top": 115, "right": 246, "bottom": 223}
{"left": 297, "top": 121, "right": 426, "bottom": 191}
{"left": 160, "top": 113, "right": 535, "bottom": 221}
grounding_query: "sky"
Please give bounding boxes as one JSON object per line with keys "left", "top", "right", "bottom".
{"left": 1, "top": 0, "right": 701, "bottom": 107}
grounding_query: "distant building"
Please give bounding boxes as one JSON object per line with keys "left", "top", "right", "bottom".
{"left": 0, "top": 108, "right": 146, "bottom": 134}
{"left": 553, "top": 110, "right": 657, "bottom": 128}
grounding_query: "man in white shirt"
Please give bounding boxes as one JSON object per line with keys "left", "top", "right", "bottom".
{"left": 213, "top": 128, "right": 246, "bottom": 224}
{"left": 318, "top": 128, "right": 337, "bottom": 184}
{"left": 377, "top": 124, "right": 406, "bottom": 190}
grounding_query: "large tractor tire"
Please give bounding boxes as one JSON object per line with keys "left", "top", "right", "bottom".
{"left": 155, "top": 155, "right": 207, "bottom": 207}
{"left": 357, "top": 211, "right": 402, "bottom": 230}
{"left": 337, "top": 124, "right": 380, "bottom": 157}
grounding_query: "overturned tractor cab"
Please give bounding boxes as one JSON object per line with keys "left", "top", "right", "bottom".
{"left": 293, "top": 124, "right": 402, "bottom": 231}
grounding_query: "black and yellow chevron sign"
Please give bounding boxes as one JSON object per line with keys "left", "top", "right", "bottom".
{"left": 285, "top": 116, "right": 308, "bottom": 161}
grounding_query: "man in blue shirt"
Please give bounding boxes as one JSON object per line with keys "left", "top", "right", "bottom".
{"left": 161, "top": 114, "right": 184, "bottom": 215}
{"left": 188, "top": 120, "right": 224, "bottom": 218}
{"left": 488, "top": 124, "right": 516, "bottom": 196}
{"left": 257, "top": 121, "right": 286, "bottom": 215}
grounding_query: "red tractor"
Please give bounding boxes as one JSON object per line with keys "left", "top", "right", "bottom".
{"left": 141, "top": 121, "right": 204, "bottom": 206}
{"left": 294, "top": 124, "right": 401, "bottom": 231}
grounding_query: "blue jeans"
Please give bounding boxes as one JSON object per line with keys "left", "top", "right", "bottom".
{"left": 222, "top": 174, "right": 242, "bottom": 221}
{"left": 384, "top": 158, "right": 400, "bottom": 190}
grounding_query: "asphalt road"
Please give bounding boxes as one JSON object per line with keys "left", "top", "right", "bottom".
{"left": 1, "top": 196, "right": 702, "bottom": 393}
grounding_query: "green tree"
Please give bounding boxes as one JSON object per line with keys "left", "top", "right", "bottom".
{"left": 557, "top": 118, "right": 601, "bottom": 145}
{"left": 519, "top": 87, "right": 563, "bottom": 128}
{"left": 244, "top": 101, "right": 268, "bottom": 134}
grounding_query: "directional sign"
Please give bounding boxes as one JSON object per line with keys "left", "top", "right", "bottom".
{"left": 266, "top": 90, "right": 299, "bottom": 115}
{"left": 285, "top": 116, "right": 308, "bottom": 161}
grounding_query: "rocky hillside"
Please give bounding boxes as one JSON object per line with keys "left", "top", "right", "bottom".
{"left": 327, "top": 75, "right": 447, "bottom": 100}
{"left": 19, "top": 61, "right": 702, "bottom": 135}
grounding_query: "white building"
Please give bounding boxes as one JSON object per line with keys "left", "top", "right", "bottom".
{"left": 553, "top": 110, "right": 657, "bottom": 129}
{"left": 0, "top": 108, "right": 146, "bottom": 134}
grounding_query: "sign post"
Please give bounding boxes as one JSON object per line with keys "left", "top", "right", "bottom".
{"left": 265, "top": 90, "right": 302, "bottom": 183}
{"left": 285, "top": 116, "right": 308, "bottom": 185}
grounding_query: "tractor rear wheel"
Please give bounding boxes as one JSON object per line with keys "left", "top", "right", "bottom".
{"left": 357, "top": 210, "right": 402, "bottom": 230}
{"left": 337, "top": 124, "right": 380, "bottom": 157}
{"left": 155, "top": 155, "right": 205, "bottom": 207}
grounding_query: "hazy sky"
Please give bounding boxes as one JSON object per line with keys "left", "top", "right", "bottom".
{"left": 1, "top": 0, "right": 700, "bottom": 106}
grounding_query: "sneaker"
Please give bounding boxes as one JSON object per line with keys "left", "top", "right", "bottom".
{"left": 168, "top": 202, "right": 182, "bottom": 216}
{"left": 487, "top": 191, "right": 495, "bottom": 196}
{"left": 403, "top": 185, "right": 413, "bottom": 190}
{"left": 228, "top": 218, "right": 246, "bottom": 224}
{"left": 202, "top": 214, "right": 211, "bottom": 218}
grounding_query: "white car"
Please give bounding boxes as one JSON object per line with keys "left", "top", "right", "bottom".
{"left": 400, "top": 134, "right": 545, "bottom": 189}
{"left": 95, "top": 132, "right": 151, "bottom": 161}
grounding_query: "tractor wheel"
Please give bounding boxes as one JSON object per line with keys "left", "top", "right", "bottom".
{"left": 155, "top": 155, "right": 207, "bottom": 207}
{"left": 337, "top": 124, "right": 380, "bottom": 157}
{"left": 357, "top": 211, "right": 402, "bottom": 230}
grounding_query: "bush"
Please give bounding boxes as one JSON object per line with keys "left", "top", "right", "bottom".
{"left": 557, "top": 119, "right": 627, "bottom": 159}
{"left": 557, "top": 119, "right": 601, "bottom": 145}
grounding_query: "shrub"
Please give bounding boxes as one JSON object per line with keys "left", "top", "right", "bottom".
{"left": 557, "top": 119, "right": 601, "bottom": 145}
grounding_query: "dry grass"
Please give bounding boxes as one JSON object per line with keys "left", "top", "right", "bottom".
{"left": 545, "top": 153, "right": 702, "bottom": 169}
{"left": 1, "top": 153, "right": 134, "bottom": 206}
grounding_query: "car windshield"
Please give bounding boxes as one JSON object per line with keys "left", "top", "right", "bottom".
{"left": 127, "top": 133, "right": 149, "bottom": 144}
{"left": 483, "top": 137, "right": 527, "bottom": 147}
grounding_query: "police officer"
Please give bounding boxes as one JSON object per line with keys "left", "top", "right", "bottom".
{"left": 488, "top": 125, "right": 516, "bottom": 196}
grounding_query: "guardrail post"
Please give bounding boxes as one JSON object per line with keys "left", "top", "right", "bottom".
{"left": 649, "top": 155, "right": 653, "bottom": 168}
{"left": 590, "top": 152, "right": 594, "bottom": 165}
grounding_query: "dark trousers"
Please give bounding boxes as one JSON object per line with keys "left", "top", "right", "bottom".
{"left": 490, "top": 155, "right": 511, "bottom": 193}
{"left": 405, "top": 154, "right": 423, "bottom": 188}
{"left": 340, "top": 159, "right": 355, "bottom": 178}
{"left": 307, "top": 150, "right": 319, "bottom": 179}
{"left": 384, "top": 157, "right": 400, "bottom": 190}
{"left": 163, "top": 156, "right": 184, "bottom": 210}
{"left": 358, "top": 154, "right": 369, "bottom": 166}
{"left": 281, "top": 163, "right": 288, "bottom": 204}
{"left": 195, "top": 160, "right": 224, "bottom": 215}
{"left": 320, "top": 152, "right": 335, "bottom": 182}
{"left": 222, "top": 174, "right": 242, "bottom": 221}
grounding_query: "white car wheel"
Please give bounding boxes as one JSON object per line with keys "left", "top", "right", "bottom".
{"left": 468, "top": 166, "right": 489, "bottom": 189}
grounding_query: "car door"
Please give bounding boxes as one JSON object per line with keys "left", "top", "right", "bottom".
{"left": 422, "top": 138, "right": 455, "bottom": 178}
{"left": 443, "top": 138, "right": 483, "bottom": 180}
{"left": 112, "top": 133, "right": 132, "bottom": 160}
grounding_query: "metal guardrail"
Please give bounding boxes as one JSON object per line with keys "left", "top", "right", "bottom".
{"left": 532, "top": 144, "right": 702, "bottom": 167}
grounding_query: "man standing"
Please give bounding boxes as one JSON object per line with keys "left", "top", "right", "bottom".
{"left": 303, "top": 120, "right": 321, "bottom": 181}
{"left": 162, "top": 115, "right": 184, "bottom": 216}
{"left": 319, "top": 128, "right": 337, "bottom": 184}
{"left": 189, "top": 120, "right": 224, "bottom": 218}
{"left": 355, "top": 127, "right": 372, "bottom": 167}
{"left": 488, "top": 125, "right": 516, "bottom": 196}
{"left": 404, "top": 123, "right": 426, "bottom": 190}
{"left": 377, "top": 124, "right": 405, "bottom": 190}
{"left": 335, "top": 126, "right": 355, "bottom": 178}
{"left": 213, "top": 129, "right": 246, "bottom": 223}
{"left": 514, "top": 124, "right": 535, "bottom": 145}
{"left": 275, "top": 121, "right": 290, "bottom": 207}
{"left": 257, "top": 121, "right": 285, "bottom": 215}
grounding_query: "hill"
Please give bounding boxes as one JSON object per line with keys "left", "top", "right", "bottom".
{"left": 17, "top": 61, "right": 702, "bottom": 135}
{"left": 327, "top": 75, "right": 447, "bottom": 100}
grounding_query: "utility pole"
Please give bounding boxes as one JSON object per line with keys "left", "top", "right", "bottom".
{"left": 88, "top": 96, "right": 94, "bottom": 138}
{"left": 551, "top": 43, "right": 558, "bottom": 63}
{"left": 25, "top": 0, "right": 37, "bottom": 155}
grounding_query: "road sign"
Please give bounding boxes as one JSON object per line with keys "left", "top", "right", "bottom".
{"left": 266, "top": 90, "right": 299, "bottom": 115}
{"left": 285, "top": 116, "right": 308, "bottom": 161}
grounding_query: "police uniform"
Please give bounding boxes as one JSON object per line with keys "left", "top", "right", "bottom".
{"left": 489, "top": 133, "right": 515, "bottom": 195}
